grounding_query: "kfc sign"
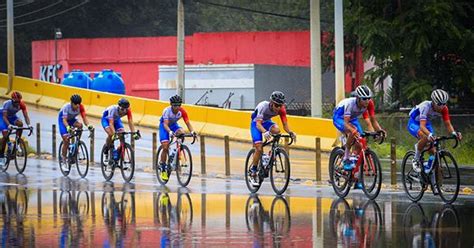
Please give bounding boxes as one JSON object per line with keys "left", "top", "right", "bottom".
{"left": 39, "top": 64, "right": 62, "bottom": 83}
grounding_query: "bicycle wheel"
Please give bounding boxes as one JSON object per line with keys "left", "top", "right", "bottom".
{"left": 329, "top": 147, "right": 351, "bottom": 198}
{"left": 270, "top": 196, "right": 291, "bottom": 235}
{"left": 401, "top": 151, "right": 425, "bottom": 202}
{"left": 361, "top": 150, "right": 382, "bottom": 200}
{"left": 361, "top": 201, "right": 382, "bottom": 246}
{"left": 155, "top": 146, "right": 170, "bottom": 185}
{"left": 58, "top": 142, "right": 72, "bottom": 176}
{"left": 402, "top": 203, "right": 428, "bottom": 245}
{"left": 244, "top": 149, "right": 263, "bottom": 193}
{"left": 329, "top": 198, "right": 351, "bottom": 237}
{"left": 121, "top": 191, "right": 136, "bottom": 224}
{"left": 270, "top": 148, "right": 290, "bottom": 195}
{"left": 434, "top": 205, "right": 461, "bottom": 247}
{"left": 120, "top": 143, "right": 135, "bottom": 182}
{"left": 177, "top": 193, "right": 193, "bottom": 231}
{"left": 75, "top": 141, "right": 90, "bottom": 178}
{"left": 155, "top": 193, "right": 172, "bottom": 225}
{"left": 100, "top": 144, "right": 114, "bottom": 181}
{"left": 76, "top": 191, "right": 90, "bottom": 218}
{"left": 59, "top": 191, "right": 72, "bottom": 215}
{"left": 245, "top": 194, "right": 264, "bottom": 232}
{"left": 435, "top": 151, "right": 460, "bottom": 204}
{"left": 176, "top": 145, "right": 193, "bottom": 187}
{"left": 14, "top": 139, "right": 28, "bottom": 174}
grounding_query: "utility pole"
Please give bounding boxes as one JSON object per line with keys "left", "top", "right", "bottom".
{"left": 7, "top": 0, "right": 15, "bottom": 94}
{"left": 334, "top": 0, "right": 345, "bottom": 104}
{"left": 310, "top": 0, "right": 322, "bottom": 117}
{"left": 177, "top": 0, "right": 185, "bottom": 102}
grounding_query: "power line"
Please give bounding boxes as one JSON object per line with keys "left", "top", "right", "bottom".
{"left": 0, "top": 0, "right": 35, "bottom": 11}
{"left": 0, "top": 0, "right": 63, "bottom": 23}
{"left": 0, "top": 0, "right": 89, "bottom": 28}
{"left": 195, "top": 0, "right": 310, "bottom": 21}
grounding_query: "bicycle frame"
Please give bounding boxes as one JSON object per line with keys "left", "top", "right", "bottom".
{"left": 112, "top": 131, "right": 140, "bottom": 162}
{"left": 347, "top": 132, "right": 383, "bottom": 180}
{"left": 261, "top": 134, "right": 293, "bottom": 171}
{"left": 168, "top": 134, "right": 196, "bottom": 167}
{"left": 418, "top": 136, "right": 458, "bottom": 185}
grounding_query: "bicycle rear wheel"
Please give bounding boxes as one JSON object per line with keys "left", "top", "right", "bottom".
{"left": 329, "top": 147, "right": 351, "bottom": 198}
{"left": 75, "top": 141, "right": 90, "bottom": 178}
{"left": 244, "top": 149, "right": 263, "bottom": 193}
{"left": 155, "top": 146, "right": 170, "bottom": 185}
{"left": 361, "top": 150, "right": 382, "bottom": 200}
{"left": 58, "top": 142, "right": 71, "bottom": 176}
{"left": 100, "top": 144, "right": 114, "bottom": 181}
{"left": 120, "top": 143, "right": 135, "bottom": 182}
{"left": 270, "top": 148, "right": 290, "bottom": 195}
{"left": 176, "top": 145, "right": 193, "bottom": 187}
{"left": 435, "top": 151, "right": 460, "bottom": 204}
{"left": 401, "top": 151, "right": 425, "bottom": 202}
{"left": 14, "top": 139, "right": 28, "bottom": 174}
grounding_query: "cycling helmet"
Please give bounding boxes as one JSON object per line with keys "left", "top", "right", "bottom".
{"left": 118, "top": 98, "right": 130, "bottom": 109}
{"left": 270, "top": 91, "right": 285, "bottom": 105}
{"left": 355, "top": 85, "right": 373, "bottom": 98}
{"left": 431, "top": 89, "right": 449, "bottom": 105}
{"left": 170, "top": 95, "right": 183, "bottom": 105}
{"left": 11, "top": 91, "right": 22, "bottom": 101}
{"left": 70, "top": 94, "right": 82, "bottom": 104}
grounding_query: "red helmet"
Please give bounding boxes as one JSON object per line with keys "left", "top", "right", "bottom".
{"left": 11, "top": 91, "right": 22, "bottom": 101}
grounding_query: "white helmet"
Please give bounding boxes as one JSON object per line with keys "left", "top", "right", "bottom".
{"left": 431, "top": 89, "right": 449, "bottom": 105}
{"left": 355, "top": 85, "right": 373, "bottom": 98}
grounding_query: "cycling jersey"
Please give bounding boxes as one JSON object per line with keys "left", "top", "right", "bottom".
{"left": 159, "top": 106, "right": 189, "bottom": 143}
{"left": 159, "top": 106, "right": 189, "bottom": 124}
{"left": 59, "top": 103, "right": 86, "bottom": 121}
{"left": 332, "top": 98, "right": 374, "bottom": 134}
{"left": 251, "top": 101, "right": 287, "bottom": 123}
{"left": 101, "top": 105, "right": 132, "bottom": 131}
{"left": 1, "top": 100, "right": 26, "bottom": 118}
{"left": 407, "top": 101, "right": 450, "bottom": 138}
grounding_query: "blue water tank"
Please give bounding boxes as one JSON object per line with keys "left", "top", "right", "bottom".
{"left": 62, "top": 69, "right": 91, "bottom": 89}
{"left": 90, "top": 69, "right": 125, "bottom": 94}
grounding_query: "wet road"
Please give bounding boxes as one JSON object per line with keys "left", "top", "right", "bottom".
{"left": 0, "top": 158, "right": 474, "bottom": 247}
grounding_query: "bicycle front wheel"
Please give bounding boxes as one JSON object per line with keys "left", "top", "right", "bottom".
{"left": 329, "top": 147, "right": 351, "bottom": 198}
{"left": 401, "top": 151, "right": 425, "bottom": 202}
{"left": 361, "top": 150, "right": 382, "bottom": 200}
{"left": 177, "top": 193, "right": 193, "bottom": 231}
{"left": 176, "top": 145, "right": 193, "bottom": 187}
{"left": 120, "top": 143, "right": 135, "bottom": 182}
{"left": 58, "top": 142, "right": 71, "bottom": 176}
{"left": 270, "top": 148, "right": 290, "bottom": 195}
{"left": 75, "top": 141, "right": 90, "bottom": 178}
{"left": 270, "top": 196, "right": 291, "bottom": 235}
{"left": 14, "top": 139, "right": 28, "bottom": 174}
{"left": 436, "top": 151, "right": 460, "bottom": 204}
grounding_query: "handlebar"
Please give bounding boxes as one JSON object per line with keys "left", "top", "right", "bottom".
{"left": 434, "top": 135, "right": 459, "bottom": 149}
{"left": 7, "top": 126, "right": 33, "bottom": 137}
{"left": 113, "top": 130, "right": 141, "bottom": 141}
{"left": 361, "top": 130, "right": 385, "bottom": 144}
{"left": 263, "top": 133, "right": 294, "bottom": 146}
{"left": 171, "top": 133, "right": 197, "bottom": 145}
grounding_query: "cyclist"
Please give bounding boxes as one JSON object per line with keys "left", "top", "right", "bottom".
{"left": 332, "top": 85, "right": 386, "bottom": 188}
{"left": 0, "top": 92, "right": 32, "bottom": 166}
{"left": 248, "top": 91, "right": 296, "bottom": 185}
{"left": 407, "top": 89, "right": 462, "bottom": 172}
{"left": 58, "top": 94, "right": 94, "bottom": 170}
{"left": 158, "top": 95, "right": 196, "bottom": 181}
{"left": 101, "top": 98, "right": 140, "bottom": 166}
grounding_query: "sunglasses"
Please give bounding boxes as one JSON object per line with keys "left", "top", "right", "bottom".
{"left": 171, "top": 104, "right": 181, "bottom": 107}
{"left": 436, "top": 103, "right": 447, "bottom": 106}
{"left": 118, "top": 106, "right": 128, "bottom": 112}
{"left": 273, "top": 103, "right": 283, "bottom": 108}
{"left": 360, "top": 97, "right": 371, "bottom": 101}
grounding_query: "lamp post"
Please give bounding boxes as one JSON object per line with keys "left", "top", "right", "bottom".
{"left": 54, "top": 28, "right": 62, "bottom": 83}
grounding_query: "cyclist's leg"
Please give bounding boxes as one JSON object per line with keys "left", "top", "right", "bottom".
{"left": 72, "top": 119, "right": 83, "bottom": 139}
{"left": 0, "top": 117, "right": 9, "bottom": 157}
{"left": 58, "top": 116, "right": 72, "bottom": 159}
{"left": 333, "top": 114, "right": 351, "bottom": 159}
{"left": 158, "top": 122, "right": 180, "bottom": 163}
{"left": 349, "top": 119, "right": 363, "bottom": 155}
{"left": 12, "top": 116, "right": 22, "bottom": 137}
{"left": 101, "top": 115, "right": 114, "bottom": 149}
{"left": 250, "top": 121, "right": 274, "bottom": 167}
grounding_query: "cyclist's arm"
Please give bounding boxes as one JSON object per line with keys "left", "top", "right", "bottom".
{"left": 279, "top": 106, "right": 292, "bottom": 134}
{"left": 344, "top": 116, "right": 358, "bottom": 134}
{"left": 126, "top": 109, "right": 135, "bottom": 133}
{"left": 62, "top": 116, "right": 69, "bottom": 129}
{"left": 2, "top": 111, "right": 9, "bottom": 126}
{"left": 20, "top": 102, "right": 31, "bottom": 126}
{"left": 369, "top": 116, "right": 383, "bottom": 132}
{"left": 363, "top": 117, "right": 375, "bottom": 132}
{"left": 162, "top": 119, "right": 171, "bottom": 133}
{"left": 440, "top": 106, "right": 455, "bottom": 134}
{"left": 419, "top": 119, "right": 431, "bottom": 136}
{"left": 444, "top": 119, "right": 455, "bottom": 134}
{"left": 180, "top": 108, "right": 194, "bottom": 133}
{"left": 79, "top": 104, "right": 90, "bottom": 126}
{"left": 255, "top": 119, "right": 267, "bottom": 133}
{"left": 108, "top": 118, "right": 116, "bottom": 134}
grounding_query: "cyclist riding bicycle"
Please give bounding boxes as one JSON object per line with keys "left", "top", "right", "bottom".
{"left": 332, "top": 85, "right": 386, "bottom": 189}
{"left": 249, "top": 91, "right": 296, "bottom": 185}
{"left": 58, "top": 94, "right": 94, "bottom": 170}
{"left": 407, "top": 89, "right": 462, "bottom": 173}
{"left": 158, "top": 95, "right": 196, "bottom": 181}
{"left": 101, "top": 98, "right": 140, "bottom": 162}
{"left": 0, "top": 92, "right": 32, "bottom": 166}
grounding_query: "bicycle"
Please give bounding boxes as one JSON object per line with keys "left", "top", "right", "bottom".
{"left": 244, "top": 134, "right": 294, "bottom": 195}
{"left": 155, "top": 191, "right": 193, "bottom": 231}
{"left": 329, "top": 131, "right": 384, "bottom": 200}
{"left": 155, "top": 133, "right": 196, "bottom": 187}
{"left": 403, "top": 203, "right": 461, "bottom": 248}
{"left": 100, "top": 131, "right": 141, "bottom": 182}
{"left": 329, "top": 198, "right": 382, "bottom": 248}
{"left": 401, "top": 135, "right": 460, "bottom": 204}
{"left": 245, "top": 195, "right": 291, "bottom": 236}
{"left": 1, "top": 126, "right": 33, "bottom": 174}
{"left": 58, "top": 127, "right": 91, "bottom": 177}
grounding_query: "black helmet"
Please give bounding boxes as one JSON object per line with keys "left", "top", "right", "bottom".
{"left": 270, "top": 91, "right": 285, "bottom": 105}
{"left": 118, "top": 98, "right": 130, "bottom": 109}
{"left": 431, "top": 89, "right": 449, "bottom": 105}
{"left": 355, "top": 85, "right": 373, "bottom": 98}
{"left": 70, "top": 94, "right": 82, "bottom": 104}
{"left": 170, "top": 95, "right": 183, "bottom": 105}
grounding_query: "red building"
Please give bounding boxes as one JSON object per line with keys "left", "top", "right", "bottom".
{"left": 32, "top": 31, "right": 363, "bottom": 99}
